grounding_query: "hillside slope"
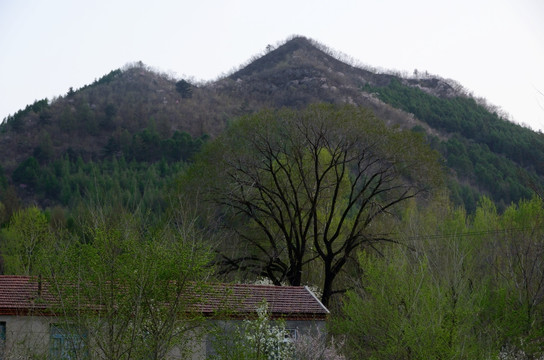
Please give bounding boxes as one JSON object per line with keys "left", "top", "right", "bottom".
{"left": 0, "top": 36, "right": 542, "bottom": 211}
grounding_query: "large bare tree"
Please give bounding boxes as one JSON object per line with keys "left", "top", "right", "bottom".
{"left": 200, "top": 104, "right": 442, "bottom": 306}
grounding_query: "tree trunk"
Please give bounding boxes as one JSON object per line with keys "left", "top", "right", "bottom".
{"left": 321, "top": 262, "right": 337, "bottom": 307}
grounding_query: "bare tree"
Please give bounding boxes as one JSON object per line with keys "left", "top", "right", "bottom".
{"left": 204, "top": 104, "right": 442, "bottom": 306}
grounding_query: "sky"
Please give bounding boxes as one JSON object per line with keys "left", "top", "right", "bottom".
{"left": 1, "top": 0, "right": 543, "bottom": 130}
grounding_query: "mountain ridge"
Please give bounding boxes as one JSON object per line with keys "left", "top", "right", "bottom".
{"left": 0, "top": 35, "right": 541, "bottom": 211}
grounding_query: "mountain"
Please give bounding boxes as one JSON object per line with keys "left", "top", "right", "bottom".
{"left": 0, "top": 36, "right": 542, "bottom": 213}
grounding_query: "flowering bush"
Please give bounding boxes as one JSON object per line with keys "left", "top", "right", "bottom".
{"left": 211, "top": 301, "right": 344, "bottom": 360}
{"left": 210, "top": 302, "right": 293, "bottom": 360}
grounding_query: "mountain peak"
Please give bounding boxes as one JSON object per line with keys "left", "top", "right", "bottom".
{"left": 229, "top": 36, "right": 344, "bottom": 79}
{"left": 275, "top": 35, "right": 318, "bottom": 52}
{"left": 229, "top": 36, "right": 466, "bottom": 101}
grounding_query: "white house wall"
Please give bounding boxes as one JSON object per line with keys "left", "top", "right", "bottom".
{"left": 0, "top": 315, "right": 325, "bottom": 359}
{"left": 0, "top": 314, "right": 51, "bottom": 359}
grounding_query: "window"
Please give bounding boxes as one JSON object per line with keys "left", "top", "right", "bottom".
{"left": 50, "top": 324, "right": 88, "bottom": 360}
{"left": 285, "top": 328, "right": 298, "bottom": 341}
{"left": 0, "top": 321, "right": 5, "bottom": 360}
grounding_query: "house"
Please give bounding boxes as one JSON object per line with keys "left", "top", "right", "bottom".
{"left": 0, "top": 275, "right": 328, "bottom": 359}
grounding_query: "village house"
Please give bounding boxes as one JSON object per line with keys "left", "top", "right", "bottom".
{"left": 0, "top": 275, "right": 328, "bottom": 359}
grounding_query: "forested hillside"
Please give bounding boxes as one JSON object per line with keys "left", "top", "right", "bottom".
{"left": 364, "top": 79, "right": 543, "bottom": 211}
{"left": 1, "top": 37, "right": 542, "bottom": 214}
{"left": 1, "top": 36, "right": 543, "bottom": 359}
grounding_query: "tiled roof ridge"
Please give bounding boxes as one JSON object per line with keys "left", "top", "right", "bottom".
{"left": 0, "top": 275, "right": 329, "bottom": 318}
{"left": 214, "top": 282, "right": 306, "bottom": 288}
{"left": 2, "top": 276, "right": 309, "bottom": 287}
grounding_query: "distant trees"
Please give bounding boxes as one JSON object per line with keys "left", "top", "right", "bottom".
{"left": 0, "top": 166, "right": 7, "bottom": 191}
{"left": 100, "top": 103, "right": 117, "bottom": 130}
{"left": 365, "top": 79, "right": 544, "bottom": 209}
{"left": 103, "top": 127, "right": 206, "bottom": 163}
{"left": 176, "top": 79, "right": 193, "bottom": 99}
{"left": 186, "top": 104, "right": 443, "bottom": 306}
{"left": 12, "top": 157, "right": 40, "bottom": 188}
{"left": 3, "top": 98, "right": 49, "bottom": 133}
{"left": 3, "top": 127, "right": 207, "bottom": 215}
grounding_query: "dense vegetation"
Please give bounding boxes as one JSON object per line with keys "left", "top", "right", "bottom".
{"left": 1, "top": 126, "right": 206, "bottom": 226}
{"left": 364, "top": 79, "right": 544, "bottom": 210}
{"left": 0, "top": 62, "right": 241, "bottom": 180}
{"left": 332, "top": 196, "right": 544, "bottom": 359}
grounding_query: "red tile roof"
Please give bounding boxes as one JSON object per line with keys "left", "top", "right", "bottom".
{"left": 198, "top": 283, "right": 329, "bottom": 319}
{"left": 0, "top": 276, "right": 328, "bottom": 320}
{"left": 0, "top": 275, "right": 56, "bottom": 315}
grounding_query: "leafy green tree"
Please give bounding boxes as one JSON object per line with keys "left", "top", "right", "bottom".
{"left": 486, "top": 197, "right": 544, "bottom": 354}
{"left": 0, "top": 206, "right": 51, "bottom": 275}
{"left": 331, "top": 195, "right": 544, "bottom": 359}
{"left": 331, "top": 201, "right": 496, "bottom": 359}
{"left": 40, "top": 204, "right": 212, "bottom": 359}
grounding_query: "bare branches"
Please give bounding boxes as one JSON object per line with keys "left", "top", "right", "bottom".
{"left": 209, "top": 104, "right": 441, "bottom": 305}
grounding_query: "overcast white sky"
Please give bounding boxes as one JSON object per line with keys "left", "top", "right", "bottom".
{"left": 1, "top": 0, "right": 543, "bottom": 130}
